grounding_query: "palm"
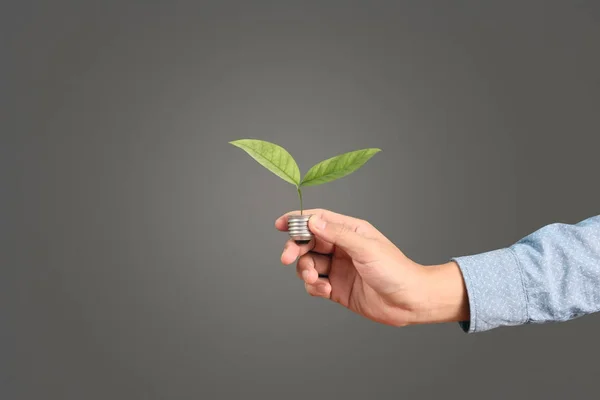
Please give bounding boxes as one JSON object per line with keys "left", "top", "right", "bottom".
{"left": 327, "top": 248, "right": 413, "bottom": 327}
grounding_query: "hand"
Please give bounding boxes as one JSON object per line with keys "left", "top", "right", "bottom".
{"left": 275, "top": 209, "right": 469, "bottom": 327}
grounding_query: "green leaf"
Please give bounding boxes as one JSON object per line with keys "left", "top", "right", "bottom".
{"left": 300, "top": 148, "right": 381, "bottom": 187}
{"left": 229, "top": 139, "right": 301, "bottom": 187}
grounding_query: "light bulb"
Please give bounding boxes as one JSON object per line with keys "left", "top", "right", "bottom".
{"left": 287, "top": 214, "right": 314, "bottom": 244}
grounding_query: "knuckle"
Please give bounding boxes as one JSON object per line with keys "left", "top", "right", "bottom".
{"left": 336, "top": 223, "right": 351, "bottom": 238}
{"left": 307, "top": 208, "right": 325, "bottom": 215}
{"left": 362, "top": 219, "right": 374, "bottom": 229}
{"left": 355, "top": 219, "right": 372, "bottom": 232}
{"left": 357, "top": 220, "right": 382, "bottom": 240}
{"left": 297, "top": 254, "right": 313, "bottom": 269}
{"left": 304, "top": 283, "right": 312, "bottom": 295}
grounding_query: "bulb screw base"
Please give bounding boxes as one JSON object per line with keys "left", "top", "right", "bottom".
{"left": 288, "top": 214, "right": 314, "bottom": 244}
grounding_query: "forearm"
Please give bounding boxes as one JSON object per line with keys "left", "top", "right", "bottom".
{"left": 450, "top": 215, "right": 600, "bottom": 333}
{"left": 408, "top": 215, "right": 600, "bottom": 332}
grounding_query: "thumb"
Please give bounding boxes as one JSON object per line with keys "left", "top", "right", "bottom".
{"left": 309, "top": 215, "right": 371, "bottom": 260}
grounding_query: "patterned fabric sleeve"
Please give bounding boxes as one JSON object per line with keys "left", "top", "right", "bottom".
{"left": 452, "top": 215, "right": 600, "bottom": 333}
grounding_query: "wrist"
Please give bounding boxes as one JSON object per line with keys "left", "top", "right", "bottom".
{"left": 409, "top": 261, "right": 470, "bottom": 325}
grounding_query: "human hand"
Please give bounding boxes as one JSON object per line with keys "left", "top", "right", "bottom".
{"left": 275, "top": 209, "right": 469, "bottom": 327}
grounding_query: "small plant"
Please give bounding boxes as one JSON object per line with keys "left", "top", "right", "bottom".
{"left": 229, "top": 139, "right": 381, "bottom": 214}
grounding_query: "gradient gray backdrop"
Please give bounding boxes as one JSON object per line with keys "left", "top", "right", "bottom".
{"left": 4, "top": 1, "right": 600, "bottom": 399}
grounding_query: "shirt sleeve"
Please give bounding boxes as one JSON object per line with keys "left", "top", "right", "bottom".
{"left": 452, "top": 215, "right": 600, "bottom": 333}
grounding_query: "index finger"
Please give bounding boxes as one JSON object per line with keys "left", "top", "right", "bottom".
{"left": 280, "top": 238, "right": 316, "bottom": 265}
{"left": 275, "top": 208, "right": 366, "bottom": 232}
{"left": 277, "top": 208, "right": 376, "bottom": 259}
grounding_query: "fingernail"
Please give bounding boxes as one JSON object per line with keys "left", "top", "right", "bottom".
{"left": 319, "top": 285, "right": 328, "bottom": 293}
{"left": 301, "top": 270, "right": 309, "bottom": 281}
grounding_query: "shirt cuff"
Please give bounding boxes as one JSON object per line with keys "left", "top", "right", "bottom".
{"left": 452, "top": 248, "right": 529, "bottom": 333}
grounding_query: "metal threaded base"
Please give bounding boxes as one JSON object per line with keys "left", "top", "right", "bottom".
{"left": 288, "top": 214, "right": 313, "bottom": 243}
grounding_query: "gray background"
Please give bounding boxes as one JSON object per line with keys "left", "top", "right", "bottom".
{"left": 4, "top": 1, "right": 600, "bottom": 399}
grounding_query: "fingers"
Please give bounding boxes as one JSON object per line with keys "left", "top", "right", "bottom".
{"left": 276, "top": 208, "right": 378, "bottom": 256}
{"left": 297, "top": 252, "right": 332, "bottom": 299}
{"left": 308, "top": 214, "right": 373, "bottom": 261}
{"left": 296, "top": 252, "right": 331, "bottom": 284}
{"left": 276, "top": 208, "right": 380, "bottom": 301}
{"left": 280, "top": 239, "right": 314, "bottom": 265}
{"left": 280, "top": 236, "right": 334, "bottom": 262}
{"left": 305, "top": 280, "right": 331, "bottom": 299}
{"left": 275, "top": 208, "right": 369, "bottom": 233}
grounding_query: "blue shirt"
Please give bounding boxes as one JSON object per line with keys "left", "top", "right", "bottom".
{"left": 452, "top": 215, "right": 600, "bottom": 333}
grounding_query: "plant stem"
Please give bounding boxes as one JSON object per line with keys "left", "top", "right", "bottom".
{"left": 297, "top": 187, "right": 303, "bottom": 215}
